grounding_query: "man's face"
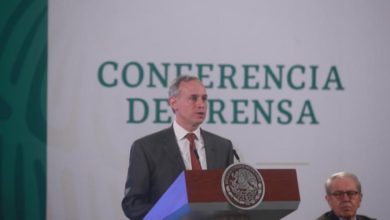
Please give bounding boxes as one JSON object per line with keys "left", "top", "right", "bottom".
{"left": 325, "top": 177, "right": 362, "bottom": 219}
{"left": 169, "top": 80, "right": 207, "bottom": 131}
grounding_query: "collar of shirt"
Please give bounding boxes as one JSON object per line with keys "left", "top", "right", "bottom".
{"left": 173, "top": 120, "right": 202, "bottom": 142}
{"left": 173, "top": 121, "right": 206, "bottom": 169}
{"left": 339, "top": 217, "right": 357, "bottom": 220}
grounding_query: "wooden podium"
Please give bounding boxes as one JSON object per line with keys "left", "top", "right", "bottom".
{"left": 144, "top": 169, "right": 300, "bottom": 220}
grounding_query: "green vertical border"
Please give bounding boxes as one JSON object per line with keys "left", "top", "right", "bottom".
{"left": 0, "top": 1, "right": 47, "bottom": 220}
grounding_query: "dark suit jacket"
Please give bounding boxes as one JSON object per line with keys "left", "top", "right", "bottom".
{"left": 121, "top": 127, "right": 234, "bottom": 220}
{"left": 317, "top": 211, "right": 376, "bottom": 220}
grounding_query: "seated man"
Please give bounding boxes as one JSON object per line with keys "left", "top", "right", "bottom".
{"left": 317, "top": 171, "right": 375, "bottom": 220}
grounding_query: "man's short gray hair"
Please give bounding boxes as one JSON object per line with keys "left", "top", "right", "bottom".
{"left": 168, "top": 75, "right": 199, "bottom": 98}
{"left": 325, "top": 171, "right": 362, "bottom": 195}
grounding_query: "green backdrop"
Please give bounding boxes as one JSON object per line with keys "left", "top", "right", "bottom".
{"left": 0, "top": 0, "right": 47, "bottom": 220}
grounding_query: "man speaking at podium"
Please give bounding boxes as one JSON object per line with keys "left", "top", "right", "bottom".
{"left": 121, "top": 75, "right": 234, "bottom": 220}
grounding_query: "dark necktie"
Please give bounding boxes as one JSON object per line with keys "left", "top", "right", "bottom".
{"left": 185, "top": 133, "right": 202, "bottom": 170}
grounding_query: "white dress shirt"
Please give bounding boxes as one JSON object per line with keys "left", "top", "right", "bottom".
{"left": 173, "top": 121, "right": 207, "bottom": 170}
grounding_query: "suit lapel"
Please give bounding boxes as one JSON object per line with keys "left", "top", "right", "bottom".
{"left": 161, "top": 127, "right": 186, "bottom": 171}
{"left": 201, "top": 130, "right": 217, "bottom": 169}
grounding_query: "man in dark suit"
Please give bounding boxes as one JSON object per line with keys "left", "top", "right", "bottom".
{"left": 317, "top": 172, "right": 375, "bottom": 220}
{"left": 121, "top": 75, "right": 234, "bottom": 220}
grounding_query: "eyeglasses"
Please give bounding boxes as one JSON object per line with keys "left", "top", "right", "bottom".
{"left": 329, "top": 191, "right": 360, "bottom": 199}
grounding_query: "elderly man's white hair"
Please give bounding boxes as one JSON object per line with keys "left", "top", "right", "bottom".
{"left": 325, "top": 171, "right": 362, "bottom": 195}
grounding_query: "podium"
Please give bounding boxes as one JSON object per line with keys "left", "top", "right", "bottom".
{"left": 144, "top": 169, "right": 300, "bottom": 220}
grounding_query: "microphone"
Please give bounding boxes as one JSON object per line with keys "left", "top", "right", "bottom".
{"left": 233, "top": 149, "right": 240, "bottom": 163}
